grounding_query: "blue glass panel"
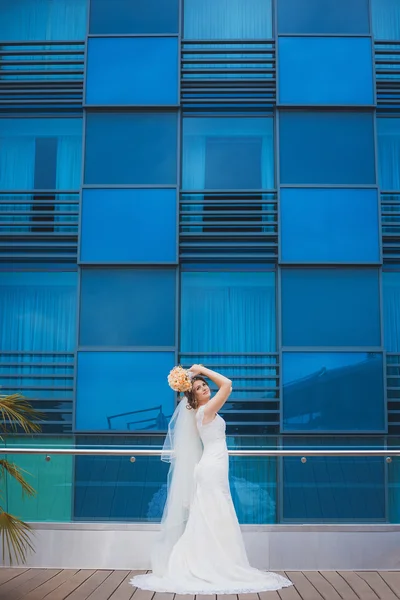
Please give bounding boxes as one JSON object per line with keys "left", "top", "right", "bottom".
{"left": 371, "top": 0, "right": 400, "bottom": 40}
{"left": 181, "top": 272, "right": 275, "bottom": 352}
{"left": 279, "top": 112, "right": 376, "bottom": 185}
{"left": 283, "top": 438, "right": 385, "bottom": 520}
{"left": 282, "top": 353, "right": 385, "bottom": 432}
{"left": 0, "top": 0, "right": 87, "bottom": 40}
{"left": 383, "top": 272, "right": 400, "bottom": 352}
{"left": 76, "top": 353, "right": 175, "bottom": 430}
{"left": 184, "top": 0, "right": 272, "bottom": 39}
{"left": 84, "top": 113, "right": 177, "bottom": 185}
{"left": 0, "top": 118, "right": 82, "bottom": 190}
{"left": 377, "top": 118, "right": 400, "bottom": 190}
{"left": 281, "top": 189, "right": 380, "bottom": 263}
{"left": 80, "top": 189, "right": 177, "bottom": 263}
{"left": 86, "top": 38, "right": 178, "bottom": 106}
{"left": 90, "top": 0, "right": 178, "bottom": 33}
{"left": 79, "top": 269, "right": 176, "bottom": 346}
{"left": 279, "top": 38, "right": 373, "bottom": 105}
{"left": 182, "top": 118, "right": 274, "bottom": 190}
{"left": 277, "top": 0, "right": 370, "bottom": 34}
{"left": 281, "top": 269, "right": 381, "bottom": 346}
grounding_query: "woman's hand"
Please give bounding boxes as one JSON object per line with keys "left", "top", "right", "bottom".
{"left": 189, "top": 364, "right": 203, "bottom": 376}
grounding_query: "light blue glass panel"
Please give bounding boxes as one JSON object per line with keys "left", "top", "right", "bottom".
{"left": 86, "top": 38, "right": 178, "bottom": 105}
{"left": 76, "top": 352, "right": 175, "bottom": 430}
{"left": 377, "top": 118, "right": 400, "bottom": 190}
{"left": 0, "top": 118, "right": 82, "bottom": 190}
{"left": 182, "top": 118, "right": 274, "bottom": 190}
{"left": 281, "top": 269, "right": 381, "bottom": 346}
{"left": 282, "top": 354, "right": 385, "bottom": 432}
{"left": 281, "top": 189, "right": 380, "bottom": 263}
{"left": 279, "top": 112, "right": 376, "bottom": 184}
{"left": 79, "top": 269, "right": 176, "bottom": 346}
{"left": 0, "top": 0, "right": 87, "bottom": 40}
{"left": 283, "top": 438, "right": 385, "bottom": 520}
{"left": 371, "top": 0, "right": 400, "bottom": 40}
{"left": 84, "top": 113, "right": 177, "bottom": 185}
{"left": 277, "top": 0, "right": 370, "bottom": 34}
{"left": 383, "top": 272, "right": 400, "bottom": 352}
{"left": 279, "top": 38, "right": 373, "bottom": 105}
{"left": 81, "top": 189, "right": 176, "bottom": 263}
{"left": 89, "top": 0, "right": 179, "bottom": 33}
{"left": 184, "top": 0, "right": 272, "bottom": 39}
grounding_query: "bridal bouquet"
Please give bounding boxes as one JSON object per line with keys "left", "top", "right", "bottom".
{"left": 167, "top": 366, "right": 193, "bottom": 392}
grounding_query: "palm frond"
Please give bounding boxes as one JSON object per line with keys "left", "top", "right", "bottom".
{"left": 0, "top": 394, "right": 43, "bottom": 434}
{"left": 0, "top": 460, "right": 35, "bottom": 497}
{"left": 0, "top": 510, "right": 35, "bottom": 565}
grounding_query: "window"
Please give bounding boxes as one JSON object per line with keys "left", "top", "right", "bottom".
{"left": 279, "top": 38, "right": 373, "bottom": 105}
{"left": 371, "top": 0, "right": 400, "bottom": 41}
{"left": 282, "top": 353, "right": 385, "bottom": 432}
{"left": 84, "top": 113, "right": 177, "bottom": 185}
{"left": 86, "top": 38, "right": 178, "bottom": 106}
{"left": 79, "top": 269, "right": 176, "bottom": 347}
{"left": 280, "top": 189, "right": 380, "bottom": 263}
{"left": 281, "top": 269, "right": 381, "bottom": 346}
{"left": 277, "top": 0, "right": 370, "bottom": 34}
{"left": 182, "top": 118, "right": 274, "bottom": 190}
{"left": 0, "top": 0, "right": 87, "bottom": 40}
{"left": 279, "top": 112, "right": 376, "bottom": 184}
{"left": 383, "top": 272, "right": 400, "bottom": 352}
{"left": 184, "top": 0, "right": 272, "bottom": 39}
{"left": 377, "top": 118, "right": 400, "bottom": 190}
{"left": 80, "top": 189, "right": 177, "bottom": 263}
{"left": 76, "top": 352, "right": 175, "bottom": 431}
{"left": 89, "top": 0, "right": 179, "bottom": 34}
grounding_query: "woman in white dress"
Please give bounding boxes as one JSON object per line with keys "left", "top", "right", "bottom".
{"left": 130, "top": 364, "right": 292, "bottom": 594}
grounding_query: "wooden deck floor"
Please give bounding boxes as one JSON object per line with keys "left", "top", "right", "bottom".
{"left": 0, "top": 569, "right": 400, "bottom": 600}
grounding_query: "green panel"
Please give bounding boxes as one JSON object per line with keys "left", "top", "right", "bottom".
{"left": 4, "top": 437, "right": 73, "bottom": 522}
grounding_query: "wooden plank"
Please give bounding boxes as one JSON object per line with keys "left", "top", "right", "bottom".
{"left": 133, "top": 587, "right": 156, "bottom": 600}
{"left": 284, "top": 572, "right": 323, "bottom": 600}
{"left": 0, "top": 568, "right": 39, "bottom": 594}
{"left": 379, "top": 572, "right": 400, "bottom": 599}
{"left": 42, "top": 570, "right": 96, "bottom": 600}
{"left": 238, "top": 594, "right": 258, "bottom": 600}
{"left": 273, "top": 573, "right": 302, "bottom": 600}
{"left": 87, "top": 570, "right": 131, "bottom": 600}
{"left": 22, "top": 569, "right": 79, "bottom": 600}
{"left": 356, "top": 572, "right": 399, "bottom": 600}
{"left": 0, "top": 569, "right": 28, "bottom": 585}
{"left": 176, "top": 595, "right": 195, "bottom": 600}
{"left": 318, "top": 572, "right": 359, "bottom": 600}
{"left": 6, "top": 569, "right": 61, "bottom": 600}
{"left": 153, "top": 594, "right": 174, "bottom": 600}
{"left": 259, "top": 591, "right": 280, "bottom": 600}
{"left": 303, "top": 572, "right": 342, "bottom": 600}
{"left": 54, "top": 570, "right": 112, "bottom": 600}
{"left": 196, "top": 595, "right": 216, "bottom": 600}
{"left": 338, "top": 571, "right": 380, "bottom": 600}
{"left": 109, "top": 570, "right": 146, "bottom": 600}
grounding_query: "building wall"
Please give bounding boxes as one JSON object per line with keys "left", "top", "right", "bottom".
{"left": 1, "top": 0, "right": 400, "bottom": 525}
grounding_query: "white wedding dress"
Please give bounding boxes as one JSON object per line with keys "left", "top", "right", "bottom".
{"left": 130, "top": 406, "right": 292, "bottom": 594}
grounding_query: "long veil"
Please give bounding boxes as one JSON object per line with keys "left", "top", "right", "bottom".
{"left": 151, "top": 399, "right": 203, "bottom": 576}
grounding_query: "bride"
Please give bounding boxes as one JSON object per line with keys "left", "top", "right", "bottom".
{"left": 130, "top": 364, "right": 292, "bottom": 594}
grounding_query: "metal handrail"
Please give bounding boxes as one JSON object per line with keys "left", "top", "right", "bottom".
{"left": 1, "top": 448, "right": 400, "bottom": 458}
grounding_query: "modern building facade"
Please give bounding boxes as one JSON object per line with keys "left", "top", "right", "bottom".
{"left": 1, "top": 0, "right": 400, "bottom": 565}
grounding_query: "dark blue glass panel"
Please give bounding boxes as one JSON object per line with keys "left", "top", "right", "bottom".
{"left": 90, "top": 0, "right": 178, "bottom": 33}
{"left": 76, "top": 352, "right": 175, "bottom": 431}
{"left": 80, "top": 189, "right": 177, "bottom": 263}
{"left": 184, "top": 0, "right": 272, "bottom": 39}
{"left": 79, "top": 269, "right": 176, "bottom": 346}
{"left": 0, "top": 0, "right": 87, "bottom": 40}
{"left": 281, "top": 269, "right": 381, "bottom": 346}
{"left": 283, "top": 438, "right": 385, "bottom": 520}
{"left": 278, "top": 0, "right": 370, "bottom": 33}
{"left": 279, "top": 38, "right": 373, "bottom": 105}
{"left": 281, "top": 189, "right": 380, "bottom": 263}
{"left": 283, "top": 354, "right": 385, "bottom": 432}
{"left": 84, "top": 113, "right": 177, "bottom": 185}
{"left": 86, "top": 38, "right": 178, "bottom": 105}
{"left": 371, "top": 0, "right": 400, "bottom": 40}
{"left": 383, "top": 272, "right": 400, "bottom": 352}
{"left": 182, "top": 118, "right": 274, "bottom": 190}
{"left": 279, "top": 112, "right": 376, "bottom": 185}
{"left": 0, "top": 118, "right": 82, "bottom": 190}
{"left": 377, "top": 118, "right": 400, "bottom": 190}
